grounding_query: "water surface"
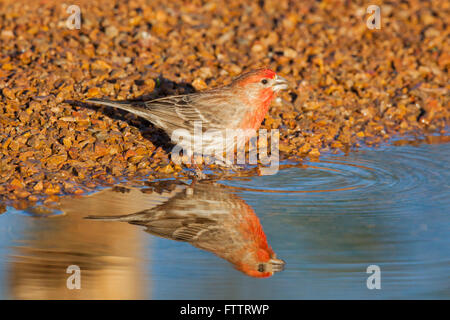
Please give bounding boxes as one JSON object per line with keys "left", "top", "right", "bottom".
{"left": 0, "top": 141, "right": 448, "bottom": 299}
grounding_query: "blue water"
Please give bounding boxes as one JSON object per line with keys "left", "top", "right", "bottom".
{"left": 0, "top": 142, "right": 449, "bottom": 299}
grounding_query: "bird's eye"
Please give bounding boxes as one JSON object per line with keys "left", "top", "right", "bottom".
{"left": 258, "top": 264, "right": 265, "bottom": 272}
{"left": 261, "top": 79, "right": 268, "bottom": 85}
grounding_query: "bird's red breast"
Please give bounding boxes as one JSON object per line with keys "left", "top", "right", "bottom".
{"left": 241, "top": 88, "right": 275, "bottom": 130}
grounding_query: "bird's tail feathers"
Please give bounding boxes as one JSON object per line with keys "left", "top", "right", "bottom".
{"left": 84, "top": 212, "right": 144, "bottom": 222}
{"left": 86, "top": 98, "right": 144, "bottom": 117}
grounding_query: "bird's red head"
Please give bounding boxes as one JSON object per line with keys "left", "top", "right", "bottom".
{"left": 234, "top": 68, "right": 277, "bottom": 87}
{"left": 231, "top": 68, "right": 289, "bottom": 130}
{"left": 236, "top": 248, "right": 286, "bottom": 278}
{"left": 229, "top": 204, "right": 286, "bottom": 278}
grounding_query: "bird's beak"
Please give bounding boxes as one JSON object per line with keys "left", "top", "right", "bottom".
{"left": 269, "top": 258, "right": 286, "bottom": 272}
{"left": 273, "top": 75, "right": 289, "bottom": 91}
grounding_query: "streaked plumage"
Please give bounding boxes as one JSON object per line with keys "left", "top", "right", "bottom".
{"left": 86, "top": 180, "right": 285, "bottom": 278}
{"left": 86, "top": 69, "right": 288, "bottom": 160}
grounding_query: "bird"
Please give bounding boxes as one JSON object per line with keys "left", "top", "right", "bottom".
{"left": 86, "top": 180, "right": 285, "bottom": 278}
{"left": 85, "top": 68, "right": 288, "bottom": 166}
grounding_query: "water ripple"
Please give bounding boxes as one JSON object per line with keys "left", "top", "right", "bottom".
{"left": 224, "top": 143, "right": 450, "bottom": 215}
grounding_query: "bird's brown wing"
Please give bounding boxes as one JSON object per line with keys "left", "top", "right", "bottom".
{"left": 86, "top": 182, "right": 238, "bottom": 246}
{"left": 139, "top": 216, "right": 220, "bottom": 242}
{"left": 142, "top": 91, "right": 242, "bottom": 134}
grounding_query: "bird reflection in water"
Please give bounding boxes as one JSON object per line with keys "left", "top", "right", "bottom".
{"left": 87, "top": 180, "right": 285, "bottom": 278}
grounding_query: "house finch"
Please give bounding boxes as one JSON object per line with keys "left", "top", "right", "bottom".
{"left": 86, "top": 180, "right": 285, "bottom": 278}
{"left": 86, "top": 68, "right": 288, "bottom": 164}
